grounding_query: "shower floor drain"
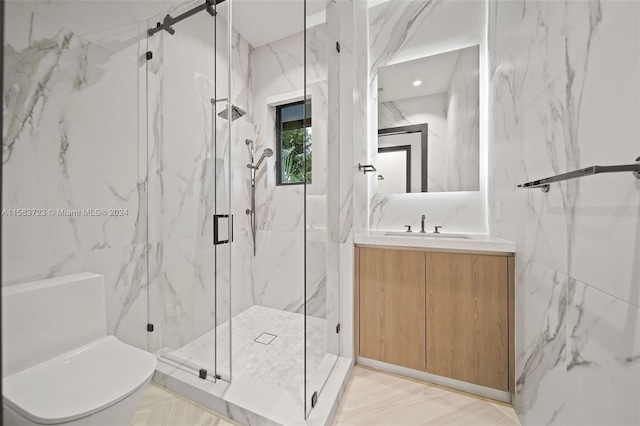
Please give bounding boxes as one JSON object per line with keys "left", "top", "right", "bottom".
{"left": 254, "top": 332, "right": 277, "bottom": 345}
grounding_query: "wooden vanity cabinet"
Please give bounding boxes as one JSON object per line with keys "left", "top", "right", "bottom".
{"left": 358, "top": 247, "right": 425, "bottom": 371}
{"left": 355, "top": 246, "right": 515, "bottom": 393}
{"left": 426, "top": 252, "right": 509, "bottom": 391}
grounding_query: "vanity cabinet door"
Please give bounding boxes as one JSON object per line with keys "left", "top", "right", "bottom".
{"left": 426, "top": 252, "right": 509, "bottom": 391}
{"left": 359, "top": 247, "right": 426, "bottom": 371}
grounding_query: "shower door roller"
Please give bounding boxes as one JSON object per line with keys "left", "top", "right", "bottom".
{"left": 213, "top": 214, "right": 233, "bottom": 245}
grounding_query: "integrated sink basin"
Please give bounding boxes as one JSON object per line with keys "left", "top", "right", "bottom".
{"left": 384, "top": 232, "right": 470, "bottom": 239}
{"left": 354, "top": 230, "right": 516, "bottom": 253}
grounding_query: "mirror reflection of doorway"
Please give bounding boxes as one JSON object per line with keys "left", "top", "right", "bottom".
{"left": 377, "top": 145, "right": 411, "bottom": 193}
{"left": 377, "top": 124, "right": 427, "bottom": 193}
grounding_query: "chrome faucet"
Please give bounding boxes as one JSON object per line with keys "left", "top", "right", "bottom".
{"left": 420, "top": 215, "right": 426, "bottom": 233}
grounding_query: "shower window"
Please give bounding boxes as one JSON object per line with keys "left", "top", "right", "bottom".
{"left": 276, "top": 100, "right": 312, "bottom": 185}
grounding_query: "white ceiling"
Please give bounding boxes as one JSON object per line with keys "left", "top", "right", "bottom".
{"left": 377, "top": 49, "right": 461, "bottom": 103}
{"left": 226, "top": 0, "right": 327, "bottom": 48}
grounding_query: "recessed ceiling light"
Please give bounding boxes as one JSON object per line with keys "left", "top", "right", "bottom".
{"left": 413, "top": 80, "right": 422, "bottom": 86}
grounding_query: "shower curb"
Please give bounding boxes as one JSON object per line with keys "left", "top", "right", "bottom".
{"left": 152, "top": 356, "right": 353, "bottom": 426}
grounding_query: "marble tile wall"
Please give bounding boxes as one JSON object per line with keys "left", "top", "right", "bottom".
{"left": 445, "top": 45, "right": 479, "bottom": 192}
{"left": 2, "top": 1, "right": 155, "bottom": 350}
{"left": 366, "top": 0, "right": 487, "bottom": 233}
{"left": 351, "top": 0, "right": 369, "bottom": 239}
{"left": 250, "top": 24, "right": 332, "bottom": 320}
{"left": 488, "top": 0, "right": 640, "bottom": 424}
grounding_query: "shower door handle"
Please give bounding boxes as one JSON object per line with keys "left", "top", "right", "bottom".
{"left": 213, "top": 214, "right": 233, "bottom": 245}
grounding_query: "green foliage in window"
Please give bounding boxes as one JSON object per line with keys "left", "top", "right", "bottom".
{"left": 281, "top": 127, "right": 312, "bottom": 183}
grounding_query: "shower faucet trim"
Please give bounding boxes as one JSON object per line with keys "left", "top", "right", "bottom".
{"left": 246, "top": 146, "right": 274, "bottom": 256}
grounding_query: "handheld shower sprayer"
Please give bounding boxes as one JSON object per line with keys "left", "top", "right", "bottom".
{"left": 246, "top": 147, "right": 274, "bottom": 257}
{"left": 255, "top": 148, "right": 274, "bottom": 170}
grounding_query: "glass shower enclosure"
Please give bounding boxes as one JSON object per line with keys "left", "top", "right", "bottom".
{"left": 145, "top": 0, "right": 339, "bottom": 418}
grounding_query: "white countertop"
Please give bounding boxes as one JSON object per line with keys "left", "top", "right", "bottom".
{"left": 354, "top": 230, "right": 516, "bottom": 254}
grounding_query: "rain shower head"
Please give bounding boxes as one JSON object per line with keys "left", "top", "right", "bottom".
{"left": 211, "top": 98, "right": 247, "bottom": 121}
{"left": 218, "top": 105, "right": 247, "bottom": 121}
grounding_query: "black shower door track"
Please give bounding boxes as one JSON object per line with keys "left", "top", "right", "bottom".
{"left": 148, "top": 0, "right": 227, "bottom": 37}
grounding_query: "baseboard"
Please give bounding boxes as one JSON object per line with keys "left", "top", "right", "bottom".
{"left": 356, "top": 356, "right": 512, "bottom": 404}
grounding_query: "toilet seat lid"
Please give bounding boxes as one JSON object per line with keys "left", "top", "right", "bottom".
{"left": 3, "top": 336, "right": 157, "bottom": 425}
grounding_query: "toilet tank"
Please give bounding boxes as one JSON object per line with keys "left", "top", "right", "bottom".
{"left": 2, "top": 272, "right": 108, "bottom": 377}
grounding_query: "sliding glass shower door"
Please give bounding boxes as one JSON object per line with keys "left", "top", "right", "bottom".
{"left": 212, "top": 0, "right": 233, "bottom": 382}
{"left": 145, "top": 0, "right": 232, "bottom": 382}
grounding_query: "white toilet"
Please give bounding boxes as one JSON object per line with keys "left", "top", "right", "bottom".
{"left": 2, "top": 273, "right": 157, "bottom": 425}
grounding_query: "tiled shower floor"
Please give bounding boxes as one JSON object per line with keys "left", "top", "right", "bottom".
{"left": 170, "top": 305, "right": 336, "bottom": 409}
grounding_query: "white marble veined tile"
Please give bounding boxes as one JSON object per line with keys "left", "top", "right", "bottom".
{"left": 3, "top": 2, "right": 148, "bottom": 352}
{"left": 563, "top": 0, "right": 640, "bottom": 307}
{"left": 445, "top": 45, "right": 479, "bottom": 192}
{"left": 488, "top": 1, "right": 640, "bottom": 425}
{"left": 231, "top": 31, "right": 254, "bottom": 121}
{"left": 3, "top": 4, "right": 145, "bottom": 260}
{"left": 251, "top": 25, "right": 328, "bottom": 234}
{"left": 369, "top": 0, "right": 484, "bottom": 72}
{"left": 3, "top": 243, "right": 149, "bottom": 350}
{"left": 227, "top": 26, "right": 255, "bottom": 326}
{"left": 151, "top": 78, "right": 215, "bottom": 242}
{"left": 305, "top": 23, "right": 329, "bottom": 86}
{"left": 513, "top": 257, "right": 568, "bottom": 426}
{"left": 352, "top": 0, "right": 370, "bottom": 236}
{"left": 11, "top": 0, "right": 175, "bottom": 67}
{"left": 337, "top": 4, "right": 355, "bottom": 247}
{"left": 252, "top": 230, "right": 327, "bottom": 319}
{"left": 369, "top": 191, "right": 488, "bottom": 233}
{"left": 255, "top": 185, "right": 305, "bottom": 233}
{"left": 306, "top": 228, "right": 329, "bottom": 320}
{"left": 147, "top": 239, "right": 215, "bottom": 352}
{"left": 566, "top": 279, "right": 640, "bottom": 426}
{"left": 488, "top": 0, "right": 569, "bottom": 273}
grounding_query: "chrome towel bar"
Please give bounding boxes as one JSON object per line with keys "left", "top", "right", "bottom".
{"left": 517, "top": 156, "right": 640, "bottom": 192}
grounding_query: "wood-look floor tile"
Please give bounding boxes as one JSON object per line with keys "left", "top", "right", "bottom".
{"left": 333, "top": 366, "right": 520, "bottom": 426}
{"left": 134, "top": 368, "right": 519, "bottom": 426}
{"left": 132, "top": 384, "right": 237, "bottom": 426}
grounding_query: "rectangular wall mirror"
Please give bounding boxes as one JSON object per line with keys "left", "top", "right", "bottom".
{"left": 377, "top": 45, "right": 480, "bottom": 193}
